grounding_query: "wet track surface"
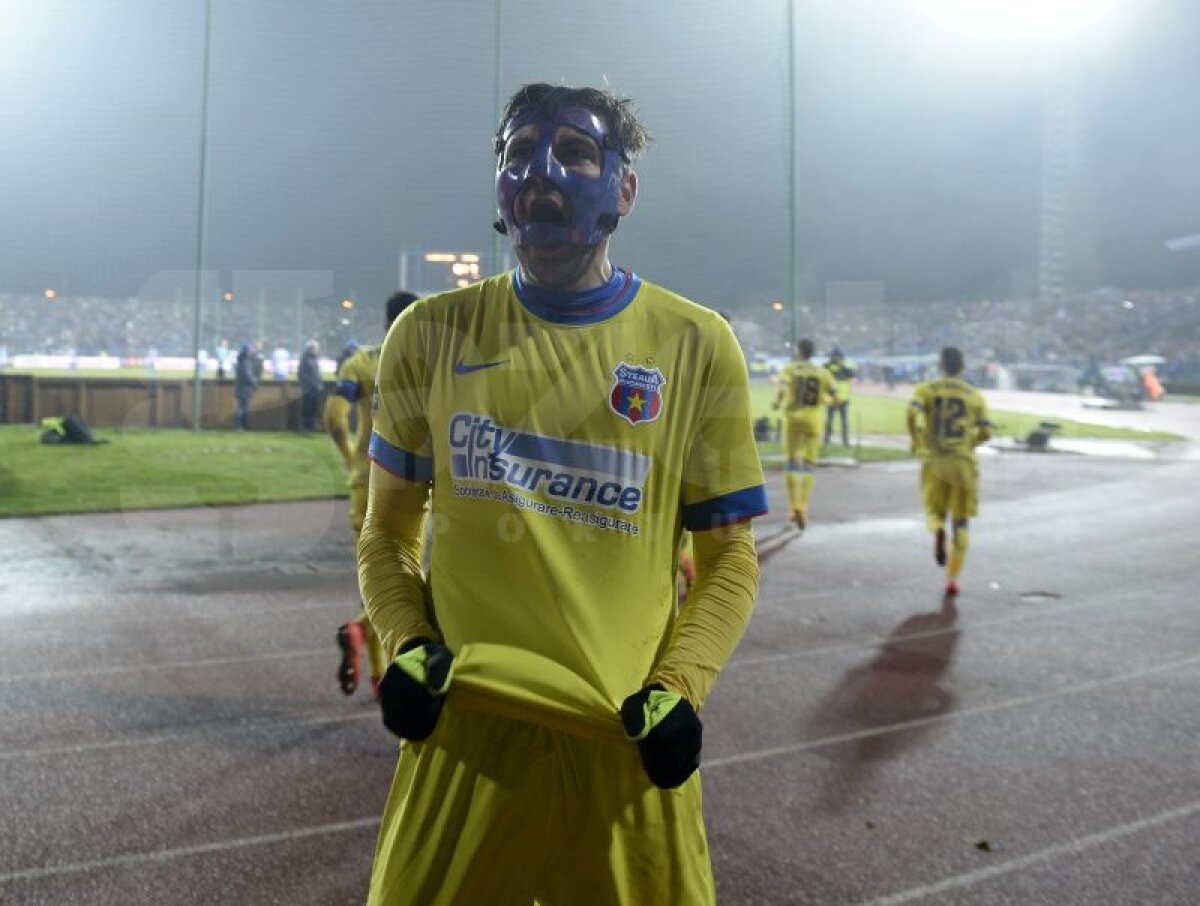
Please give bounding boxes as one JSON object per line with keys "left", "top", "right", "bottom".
{"left": 1, "top": 442, "right": 1198, "bottom": 903}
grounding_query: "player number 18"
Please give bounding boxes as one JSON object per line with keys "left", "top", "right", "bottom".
{"left": 792, "top": 376, "right": 822, "bottom": 407}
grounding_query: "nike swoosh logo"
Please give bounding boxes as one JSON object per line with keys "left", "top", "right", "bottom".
{"left": 454, "top": 358, "right": 509, "bottom": 375}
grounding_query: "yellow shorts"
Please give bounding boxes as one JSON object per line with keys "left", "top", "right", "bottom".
{"left": 368, "top": 648, "right": 716, "bottom": 906}
{"left": 920, "top": 456, "right": 978, "bottom": 522}
{"left": 784, "top": 415, "right": 822, "bottom": 463}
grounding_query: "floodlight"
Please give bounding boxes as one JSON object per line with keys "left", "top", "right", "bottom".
{"left": 917, "top": 0, "right": 1133, "bottom": 52}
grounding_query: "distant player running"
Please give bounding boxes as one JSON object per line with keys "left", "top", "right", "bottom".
{"left": 906, "top": 346, "right": 991, "bottom": 596}
{"left": 325, "top": 290, "right": 419, "bottom": 698}
{"left": 773, "top": 338, "right": 837, "bottom": 530}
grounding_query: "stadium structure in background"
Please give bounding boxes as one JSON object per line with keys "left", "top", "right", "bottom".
{"left": 397, "top": 248, "right": 514, "bottom": 299}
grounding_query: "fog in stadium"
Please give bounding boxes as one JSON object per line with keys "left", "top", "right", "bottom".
{"left": 1, "top": 2, "right": 1198, "bottom": 905}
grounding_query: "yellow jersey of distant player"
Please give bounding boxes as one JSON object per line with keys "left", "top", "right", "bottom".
{"left": 910, "top": 377, "right": 990, "bottom": 460}
{"left": 777, "top": 360, "right": 836, "bottom": 424}
{"left": 334, "top": 345, "right": 381, "bottom": 487}
{"left": 370, "top": 269, "right": 766, "bottom": 706}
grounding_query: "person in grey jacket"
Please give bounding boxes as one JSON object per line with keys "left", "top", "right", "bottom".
{"left": 234, "top": 343, "right": 261, "bottom": 430}
{"left": 297, "top": 340, "right": 323, "bottom": 432}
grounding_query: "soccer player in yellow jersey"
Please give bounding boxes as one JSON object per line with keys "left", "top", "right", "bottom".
{"left": 358, "top": 83, "right": 766, "bottom": 905}
{"left": 906, "top": 346, "right": 992, "bottom": 596}
{"left": 325, "top": 290, "right": 419, "bottom": 698}
{"left": 772, "top": 338, "right": 838, "bottom": 530}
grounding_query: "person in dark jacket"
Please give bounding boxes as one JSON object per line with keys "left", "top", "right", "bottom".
{"left": 234, "top": 343, "right": 261, "bottom": 430}
{"left": 297, "top": 340, "right": 323, "bottom": 432}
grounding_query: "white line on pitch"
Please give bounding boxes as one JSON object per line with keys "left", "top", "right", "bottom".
{"left": 0, "top": 648, "right": 328, "bottom": 683}
{"left": 852, "top": 799, "right": 1200, "bottom": 906}
{"left": 0, "top": 712, "right": 379, "bottom": 761}
{"left": 704, "top": 653, "right": 1200, "bottom": 770}
{"left": 0, "top": 816, "right": 382, "bottom": 884}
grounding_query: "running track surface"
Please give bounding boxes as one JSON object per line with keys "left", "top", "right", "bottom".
{"left": 1, "top": 435, "right": 1197, "bottom": 903}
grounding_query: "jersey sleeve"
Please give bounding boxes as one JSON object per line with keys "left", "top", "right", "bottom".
{"left": 334, "top": 356, "right": 362, "bottom": 403}
{"left": 974, "top": 392, "right": 991, "bottom": 427}
{"left": 972, "top": 391, "right": 992, "bottom": 441}
{"left": 775, "top": 364, "right": 792, "bottom": 408}
{"left": 909, "top": 382, "right": 930, "bottom": 414}
{"left": 680, "top": 320, "right": 767, "bottom": 530}
{"left": 368, "top": 307, "right": 435, "bottom": 483}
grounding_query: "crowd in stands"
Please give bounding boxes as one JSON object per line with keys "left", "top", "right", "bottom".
{"left": 743, "top": 287, "right": 1200, "bottom": 387}
{"left": 0, "top": 292, "right": 356, "bottom": 368}
{"left": 4, "top": 287, "right": 1199, "bottom": 388}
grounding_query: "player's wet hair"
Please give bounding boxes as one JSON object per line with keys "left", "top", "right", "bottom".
{"left": 797, "top": 338, "right": 815, "bottom": 359}
{"left": 495, "top": 83, "right": 652, "bottom": 166}
{"left": 386, "top": 290, "right": 419, "bottom": 327}
{"left": 941, "top": 346, "right": 964, "bottom": 375}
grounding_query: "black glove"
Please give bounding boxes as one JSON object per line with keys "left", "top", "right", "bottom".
{"left": 378, "top": 641, "right": 455, "bottom": 741}
{"left": 620, "top": 685, "right": 703, "bottom": 789}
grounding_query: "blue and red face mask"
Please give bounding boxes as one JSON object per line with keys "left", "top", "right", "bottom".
{"left": 494, "top": 106, "right": 628, "bottom": 248}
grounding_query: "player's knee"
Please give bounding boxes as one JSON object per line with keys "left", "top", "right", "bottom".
{"left": 952, "top": 522, "right": 969, "bottom": 551}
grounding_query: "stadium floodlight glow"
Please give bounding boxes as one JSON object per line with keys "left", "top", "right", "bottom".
{"left": 916, "top": 0, "right": 1133, "bottom": 52}
{"left": 44, "top": 288, "right": 57, "bottom": 299}
{"left": 222, "top": 291, "right": 234, "bottom": 302}
{"left": 1165, "top": 233, "right": 1200, "bottom": 253}
{"left": 341, "top": 298, "right": 354, "bottom": 310}
{"left": 460, "top": 254, "right": 480, "bottom": 263}
{"left": 451, "top": 262, "right": 470, "bottom": 276}
{"left": 424, "top": 252, "right": 458, "bottom": 263}
{"left": 771, "top": 300, "right": 784, "bottom": 312}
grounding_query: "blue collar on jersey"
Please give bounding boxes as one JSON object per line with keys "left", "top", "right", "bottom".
{"left": 512, "top": 266, "right": 641, "bottom": 325}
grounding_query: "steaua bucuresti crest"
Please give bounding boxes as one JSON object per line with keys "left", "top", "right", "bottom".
{"left": 609, "top": 362, "right": 666, "bottom": 426}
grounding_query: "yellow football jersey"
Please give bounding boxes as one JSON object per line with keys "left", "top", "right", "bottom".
{"left": 777, "top": 360, "right": 836, "bottom": 422}
{"left": 334, "top": 345, "right": 381, "bottom": 486}
{"left": 910, "top": 377, "right": 990, "bottom": 460}
{"left": 370, "top": 269, "right": 766, "bottom": 706}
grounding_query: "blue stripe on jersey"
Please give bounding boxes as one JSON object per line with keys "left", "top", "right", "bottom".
{"left": 506, "top": 431, "right": 652, "bottom": 484}
{"left": 336, "top": 379, "right": 361, "bottom": 403}
{"left": 682, "top": 484, "right": 768, "bottom": 531}
{"left": 369, "top": 432, "right": 433, "bottom": 482}
{"left": 513, "top": 267, "right": 642, "bottom": 325}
